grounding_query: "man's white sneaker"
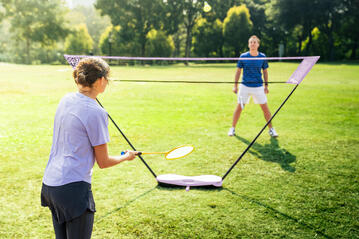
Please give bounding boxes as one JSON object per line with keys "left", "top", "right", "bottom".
{"left": 228, "top": 127, "right": 235, "bottom": 136}
{"left": 269, "top": 128, "right": 278, "bottom": 137}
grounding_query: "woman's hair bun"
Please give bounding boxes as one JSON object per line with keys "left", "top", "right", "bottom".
{"left": 73, "top": 58, "right": 110, "bottom": 87}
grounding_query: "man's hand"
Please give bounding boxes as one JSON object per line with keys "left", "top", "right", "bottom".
{"left": 264, "top": 86, "right": 269, "bottom": 94}
{"left": 233, "top": 86, "right": 238, "bottom": 94}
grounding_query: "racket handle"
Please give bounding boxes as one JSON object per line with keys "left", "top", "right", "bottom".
{"left": 121, "top": 151, "right": 142, "bottom": 156}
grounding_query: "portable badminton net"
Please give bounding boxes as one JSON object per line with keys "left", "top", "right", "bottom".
{"left": 65, "top": 54, "right": 319, "bottom": 190}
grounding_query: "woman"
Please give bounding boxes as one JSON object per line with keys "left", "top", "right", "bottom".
{"left": 228, "top": 35, "right": 278, "bottom": 137}
{"left": 41, "top": 57, "right": 138, "bottom": 239}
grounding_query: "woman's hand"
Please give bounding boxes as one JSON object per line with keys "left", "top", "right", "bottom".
{"left": 123, "top": 150, "right": 139, "bottom": 161}
{"left": 94, "top": 144, "right": 138, "bottom": 169}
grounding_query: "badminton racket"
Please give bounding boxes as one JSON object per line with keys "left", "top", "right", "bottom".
{"left": 121, "top": 145, "right": 194, "bottom": 160}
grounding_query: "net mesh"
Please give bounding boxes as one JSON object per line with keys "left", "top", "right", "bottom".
{"left": 64, "top": 55, "right": 319, "bottom": 85}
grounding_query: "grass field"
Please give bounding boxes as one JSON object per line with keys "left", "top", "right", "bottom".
{"left": 0, "top": 61, "right": 358, "bottom": 238}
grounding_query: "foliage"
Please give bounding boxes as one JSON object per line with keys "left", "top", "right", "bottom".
{"left": 1, "top": 0, "right": 359, "bottom": 63}
{"left": 192, "top": 17, "right": 223, "bottom": 57}
{"left": 0, "top": 0, "right": 5, "bottom": 22}
{"left": 223, "top": 5, "right": 253, "bottom": 56}
{"left": 4, "top": 0, "right": 69, "bottom": 64}
{"left": 67, "top": 5, "right": 111, "bottom": 55}
{"left": 243, "top": 0, "right": 268, "bottom": 37}
{"left": 301, "top": 27, "right": 328, "bottom": 58}
{"left": 204, "top": 0, "right": 242, "bottom": 21}
{"left": 161, "top": 0, "right": 185, "bottom": 35}
{"left": 64, "top": 24, "right": 93, "bottom": 55}
{"left": 339, "top": 0, "right": 359, "bottom": 59}
{"left": 181, "top": 0, "right": 206, "bottom": 57}
{"left": 99, "top": 25, "right": 140, "bottom": 57}
{"left": 314, "top": 0, "right": 352, "bottom": 60}
{"left": 95, "top": 0, "right": 164, "bottom": 56}
{"left": 145, "top": 29, "right": 174, "bottom": 57}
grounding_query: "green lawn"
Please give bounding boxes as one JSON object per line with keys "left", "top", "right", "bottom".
{"left": 0, "top": 61, "right": 358, "bottom": 238}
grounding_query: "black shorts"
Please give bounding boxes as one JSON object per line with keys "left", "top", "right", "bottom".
{"left": 41, "top": 181, "right": 96, "bottom": 224}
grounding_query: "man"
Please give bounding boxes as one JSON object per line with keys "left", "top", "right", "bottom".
{"left": 228, "top": 35, "right": 278, "bottom": 137}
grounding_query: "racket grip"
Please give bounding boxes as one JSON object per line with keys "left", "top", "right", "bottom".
{"left": 121, "top": 151, "right": 142, "bottom": 156}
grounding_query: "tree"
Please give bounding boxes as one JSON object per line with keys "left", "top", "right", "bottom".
{"left": 341, "top": 0, "right": 359, "bottom": 59}
{"left": 0, "top": 0, "right": 6, "bottom": 23}
{"left": 315, "top": 0, "right": 353, "bottom": 60}
{"left": 273, "top": 0, "right": 319, "bottom": 56}
{"left": 162, "top": 0, "right": 208, "bottom": 58}
{"left": 5, "top": 0, "right": 69, "bottom": 64}
{"left": 99, "top": 25, "right": 140, "bottom": 57}
{"left": 162, "top": 0, "right": 185, "bottom": 56}
{"left": 301, "top": 27, "right": 328, "bottom": 58}
{"left": 64, "top": 24, "right": 93, "bottom": 55}
{"left": 243, "top": 0, "right": 268, "bottom": 37}
{"left": 68, "top": 5, "right": 111, "bottom": 55}
{"left": 223, "top": 5, "right": 253, "bottom": 56}
{"left": 145, "top": 29, "right": 174, "bottom": 57}
{"left": 96, "top": 0, "right": 163, "bottom": 57}
{"left": 162, "top": 0, "right": 184, "bottom": 35}
{"left": 192, "top": 17, "right": 223, "bottom": 57}
{"left": 204, "top": 0, "right": 242, "bottom": 21}
{"left": 182, "top": 0, "right": 205, "bottom": 58}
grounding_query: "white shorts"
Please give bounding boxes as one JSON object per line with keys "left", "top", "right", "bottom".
{"left": 237, "top": 84, "right": 267, "bottom": 105}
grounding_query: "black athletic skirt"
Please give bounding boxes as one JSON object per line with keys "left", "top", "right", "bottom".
{"left": 41, "top": 181, "right": 96, "bottom": 224}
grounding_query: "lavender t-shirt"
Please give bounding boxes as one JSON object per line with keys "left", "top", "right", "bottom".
{"left": 43, "top": 92, "right": 109, "bottom": 186}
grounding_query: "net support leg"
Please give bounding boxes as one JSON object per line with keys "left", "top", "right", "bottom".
{"left": 96, "top": 98, "right": 157, "bottom": 178}
{"left": 222, "top": 84, "right": 299, "bottom": 181}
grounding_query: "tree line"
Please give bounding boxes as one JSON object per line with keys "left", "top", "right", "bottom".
{"left": 0, "top": 0, "right": 358, "bottom": 64}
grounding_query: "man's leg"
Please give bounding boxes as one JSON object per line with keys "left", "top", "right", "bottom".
{"left": 229, "top": 84, "right": 248, "bottom": 136}
{"left": 232, "top": 104, "right": 244, "bottom": 128}
{"left": 228, "top": 104, "right": 244, "bottom": 136}
{"left": 259, "top": 103, "right": 273, "bottom": 129}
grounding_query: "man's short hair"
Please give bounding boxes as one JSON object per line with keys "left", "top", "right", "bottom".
{"left": 249, "top": 35, "right": 260, "bottom": 44}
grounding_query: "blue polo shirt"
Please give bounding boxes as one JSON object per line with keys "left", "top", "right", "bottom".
{"left": 43, "top": 92, "right": 109, "bottom": 186}
{"left": 237, "top": 52, "right": 269, "bottom": 87}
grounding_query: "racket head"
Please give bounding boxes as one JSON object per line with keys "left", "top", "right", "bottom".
{"left": 165, "top": 145, "right": 194, "bottom": 160}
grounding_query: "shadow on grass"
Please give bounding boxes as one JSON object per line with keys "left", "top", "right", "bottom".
{"left": 235, "top": 135, "right": 296, "bottom": 172}
{"left": 224, "top": 188, "right": 333, "bottom": 239}
{"left": 95, "top": 186, "right": 156, "bottom": 222}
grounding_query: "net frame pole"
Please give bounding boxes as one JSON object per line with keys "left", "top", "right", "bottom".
{"left": 96, "top": 98, "right": 157, "bottom": 178}
{"left": 64, "top": 54, "right": 318, "bottom": 61}
{"left": 222, "top": 84, "right": 299, "bottom": 181}
{"left": 115, "top": 80, "right": 287, "bottom": 84}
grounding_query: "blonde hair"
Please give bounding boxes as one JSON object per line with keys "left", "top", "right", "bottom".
{"left": 249, "top": 35, "right": 260, "bottom": 44}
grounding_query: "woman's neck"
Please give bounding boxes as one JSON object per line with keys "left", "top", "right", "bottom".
{"left": 78, "top": 86, "right": 98, "bottom": 99}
